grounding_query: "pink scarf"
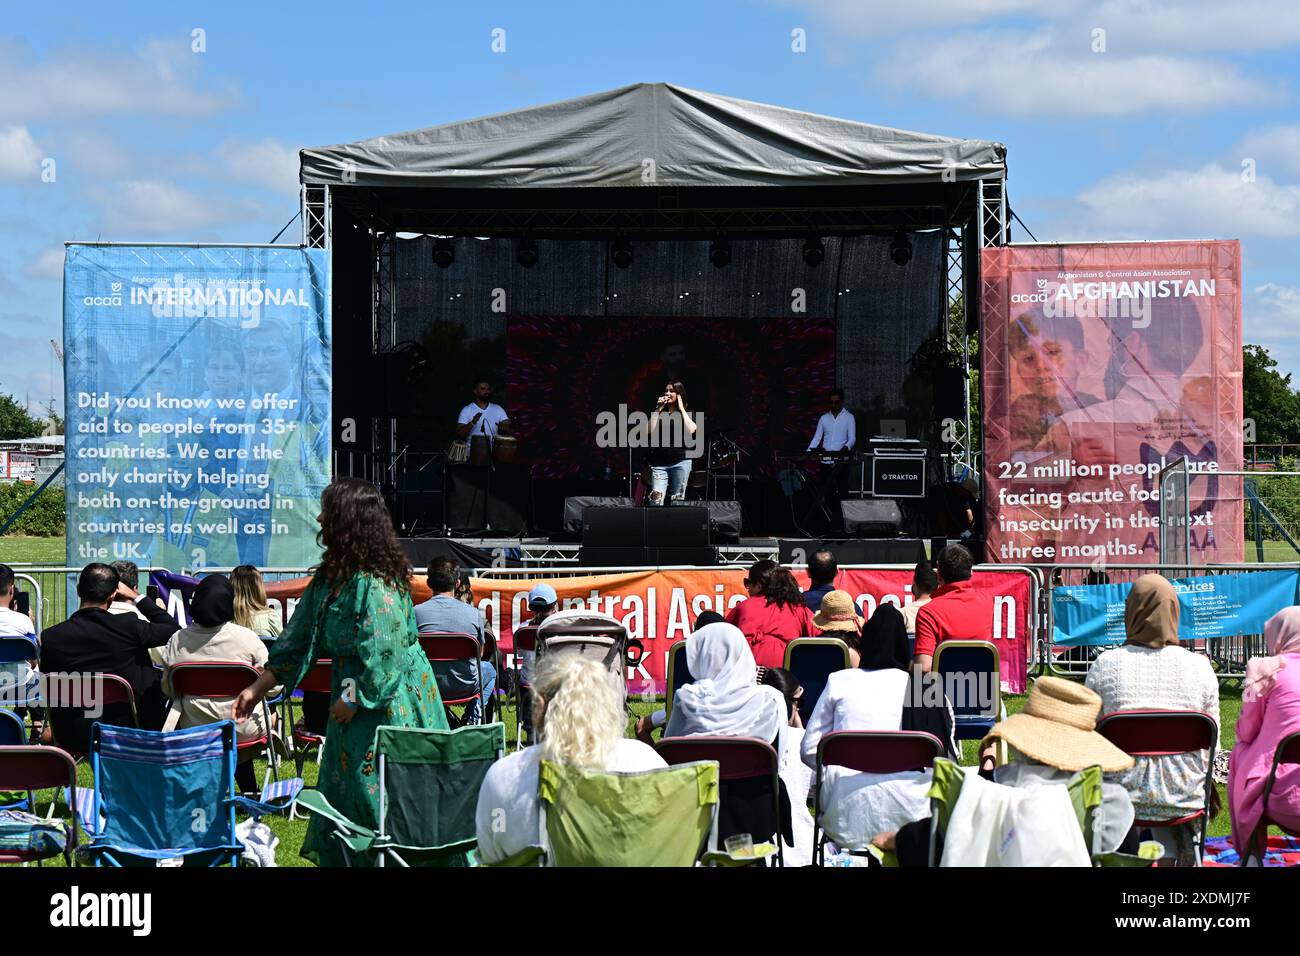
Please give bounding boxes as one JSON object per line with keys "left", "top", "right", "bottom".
{"left": 1244, "top": 607, "right": 1300, "bottom": 704}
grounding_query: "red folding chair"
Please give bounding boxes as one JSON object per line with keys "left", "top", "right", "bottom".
{"left": 813, "top": 729, "right": 945, "bottom": 865}
{"left": 1245, "top": 730, "right": 1300, "bottom": 866}
{"left": 1097, "top": 709, "right": 1218, "bottom": 864}
{"left": 0, "top": 746, "right": 79, "bottom": 865}
{"left": 657, "top": 735, "right": 785, "bottom": 866}
{"left": 418, "top": 632, "right": 484, "bottom": 725}
{"left": 44, "top": 672, "right": 138, "bottom": 760}
{"left": 292, "top": 659, "right": 333, "bottom": 779}
{"left": 513, "top": 625, "right": 538, "bottom": 750}
{"left": 167, "top": 661, "right": 281, "bottom": 785}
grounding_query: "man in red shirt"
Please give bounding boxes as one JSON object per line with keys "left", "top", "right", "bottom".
{"left": 913, "top": 545, "right": 994, "bottom": 673}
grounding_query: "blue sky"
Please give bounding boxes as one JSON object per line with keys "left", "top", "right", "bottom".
{"left": 4, "top": 0, "right": 1300, "bottom": 414}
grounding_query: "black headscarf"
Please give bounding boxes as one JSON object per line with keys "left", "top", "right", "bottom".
{"left": 693, "top": 610, "right": 725, "bottom": 631}
{"left": 858, "top": 604, "right": 910, "bottom": 672}
{"left": 192, "top": 575, "right": 235, "bottom": 628}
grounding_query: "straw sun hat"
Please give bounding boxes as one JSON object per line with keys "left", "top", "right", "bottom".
{"left": 812, "top": 590, "right": 863, "bottom": 633}
{"left": 982, "top": 677, "right": 1134, "bottom": 773}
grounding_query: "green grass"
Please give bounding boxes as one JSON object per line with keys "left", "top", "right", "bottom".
{"left": 0, "top": 536, "right": 65, "bottom": 565}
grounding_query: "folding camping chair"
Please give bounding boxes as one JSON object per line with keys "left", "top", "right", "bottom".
{"left": 84, "top": 722, "right": 245, "bottom": 867}
{"left": 166, "top": 661, "right": 287, "bottom": 789}
{"left": 0, "top": 745, "right": 78, "bottom": 865}
{"left": 296, "top": 722, "right": 505, "bottom": 866}
{"left": 665, "top": 639, "right": 692, "bottom": 720}
{"left": 1245, "top": 730, "right": 1300, "bottom": 866}
{"left": 657, "top": 735, "right": 784, "bottom": 866}
{"left": 0, "top": 634, "right": 39, "bottom": 709}
{"left": 512, "top": 625, "right": 538, "bottom": 750}
{"left": 933, "top": 640, "right": 1004, "bottom": 741}
{"left": 526, "top": 759, "right": 719, "bottom": 867}
{"left": 1097, "top": 709, "right": 1218, "bottom": 864}
{"left": 45, "top": 672, "right": 139, "bottom": 760}
{"left": 418, "top": 632, "right": 485, "bottom": 726}
{"left": 813, "top": 729, "right": 944, "bottom": 865}
{"left": 784, "top": 637, "right": 851, "bottom": 725}
{"left": 0, "top": 708, "right": 24, "bottom": 746}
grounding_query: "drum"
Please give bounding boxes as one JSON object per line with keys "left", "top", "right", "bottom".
{"left": 470, "top": 434, "right": 492, "bottom": 466}
{"left": 493, "top": 435, "right": 518, "bottom": 464}
{"left": 447, "top": 439, "right": 470, "bottom": 464}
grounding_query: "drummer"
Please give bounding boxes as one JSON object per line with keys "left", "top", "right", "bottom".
{"left": 457, "top": 379, "right": 512, "bottom": 449}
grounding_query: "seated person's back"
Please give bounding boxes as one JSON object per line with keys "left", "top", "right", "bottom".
{"left": 414, "top": 559, "right": 495, "bottom": 720}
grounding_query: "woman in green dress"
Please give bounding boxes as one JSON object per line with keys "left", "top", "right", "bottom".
{"left": 234, "top": 477, "right": 447, "bottom": 866}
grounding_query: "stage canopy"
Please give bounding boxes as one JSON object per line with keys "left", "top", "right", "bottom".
{"left": 300, "top": 82, "right": 1005, "bottom": 191}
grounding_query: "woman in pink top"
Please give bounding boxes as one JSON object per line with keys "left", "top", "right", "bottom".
{"left": 726, "top": 560, "right": 816, "bottom": 669}
{"left": 1230, "top": 606, "right": 1300, "bottom": 858}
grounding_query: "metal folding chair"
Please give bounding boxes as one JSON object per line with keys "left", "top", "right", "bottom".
{"left": 0, "top": 745, "right": 79, "bottom": 865}
{"left": 665, "top": 639, "right": 692, "bottom": 721}
{"left": 1097, "top": 709, "right": 1219, "bottom": 864}
{"left": 44, "top": 672, "right": 139, "bottom": 760}
{"left": 0, "top": 635, "right": 39, "bottom": 709}
{"left": 513, "top": 625, "right": 538, "bottom": 750}
{"left": 784, "top": 637, "right": 851, "bottom": 725}
{"left": 657, "top": 735, "right": 785, "bottom": 866}
{"left": 167, "top": 661, "right": 283, "bottom": 787}
{"left": 1246, "top": 730, "right": 1300, "bottom": 866}
{"left": 813, "top": 729, "right": 944, "bottom": 865}
{"left": 933, "top": 640, "right": 1003, "bottom": 741}
{"left": 418, "top": 632, "right": 484, "bottom": 725}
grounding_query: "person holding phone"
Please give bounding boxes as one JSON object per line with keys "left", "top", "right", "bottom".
{"left": 0, "top": 564, "right": 39, "bottom": 720}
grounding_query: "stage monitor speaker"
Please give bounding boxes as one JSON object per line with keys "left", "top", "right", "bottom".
{"left": 841, "top": 499, "right": 903, "bottom": 537}
{"left": 579, "top": 506, "right": 645, "bottom": 548}
{"left": 645, "top": 506, "right": 710, "bottom": 548}
{"left": 703, "top": 501, "right": 741, "bottom": 543}
{"left": 563, "top": 496, "right": 635, "bottom": 537}
{"left": 579, "top": 546, "right": 718, "bottom": 567}
{"left": 486, "top": 463, "right": 530, "bottom": 535}
{"left": 779, "top": 538, "right": 926, "bottom": 565}
{"left": 446, "top": 465, "right": 490, "bottom": 532}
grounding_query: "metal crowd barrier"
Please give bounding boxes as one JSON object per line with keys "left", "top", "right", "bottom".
{"left": 1, "top": 565, "right": 163, "bottom": 635}
{"left": 1042, "top": 562, "right": 1300, "bottom": 684}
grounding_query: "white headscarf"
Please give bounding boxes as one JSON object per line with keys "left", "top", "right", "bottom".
{"left": 663, "top": 622, "right": 786, "bottom": 743}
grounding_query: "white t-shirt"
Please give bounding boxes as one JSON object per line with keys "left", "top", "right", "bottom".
{"left": 474, "top": 739, "right": 665, "bottom": 864}
{"left": 800, "top": 668, "right": 932, "bottom": 849}
{"left": 0, "top": 606, "right": 38, "bottom": 705}
{"left": 458, "top": 402, "right": 510, "bottom": 441}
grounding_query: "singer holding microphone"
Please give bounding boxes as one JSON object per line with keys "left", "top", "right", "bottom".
{"left": 646, "top": 380, "right": 698, "bottom": 506}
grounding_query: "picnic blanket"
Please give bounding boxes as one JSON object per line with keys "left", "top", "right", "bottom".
{"left": 1203, "top": 835, "right": 1300, "bottom": 867}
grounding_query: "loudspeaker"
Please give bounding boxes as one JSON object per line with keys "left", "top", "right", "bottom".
{"left": 702, "top": 500, "right": 742, "bottom": 543}
{"left": 446, "top": 465, "right": 490, "bottom": 531}
{"left": 486, "top": 463, "right": 530, "bottom": 535}
{"left": 581, "top": 507, "right": 711, "bottom": 549}
{"left": 779, "top": 538, "right": 926, "bottom": 565}
{"left": 841, "top": 499, "right": 903, "bottom": 537}
{"left": 563, "top": 496, "right": 635, "bottom": 537}
{"left": 933, "top": 365, "right": 966, "bottom": 420}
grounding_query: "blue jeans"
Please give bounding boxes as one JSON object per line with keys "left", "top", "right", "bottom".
{"left": 433, "top": 659, "right": 497, "bottom": 723}
{"left": 649, "top": 459, "right": 691, "bottom": 505}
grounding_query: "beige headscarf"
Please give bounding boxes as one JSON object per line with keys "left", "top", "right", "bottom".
{"left": 1124, "top": 573, "right": 1180, "bottom": 649}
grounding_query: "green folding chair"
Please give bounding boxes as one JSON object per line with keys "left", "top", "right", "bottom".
{"left": 924, "top": 758, "right": 1161, "bottom": 867}
{"left": 297, "top": 722, "right": 505, "bottom": 866}
{"left": 513, "top": 759, "right": 720, "bottom": 867}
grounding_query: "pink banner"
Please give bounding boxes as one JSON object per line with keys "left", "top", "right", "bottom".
{"left": 981, "top": 242, "right": 1243, "bottom": 566}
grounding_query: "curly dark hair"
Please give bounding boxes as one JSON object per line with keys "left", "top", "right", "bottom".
{"left": 315, "top": 478, "right": 412, "bottom": 593}
{"left": 747, "top": 559, "right": 803, "bottom": 609}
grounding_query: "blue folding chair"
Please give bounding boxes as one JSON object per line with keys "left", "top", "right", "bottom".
{"left": 933, "top": 640, "right": 1004, "bottom": 741}
{"left": 784, "top": 638, "right": 851, "bottom": 725}
{"left": 0, "top": 635, "right": 39, "bottom": 708}
{"left": 665, "top": 639, "right": 693, "bottom": 720}
{"left": 0, "top": 709, "right": 24, "bottom": 746}
{"left": 85, "top": 722, "right": 244, "bottom": 867}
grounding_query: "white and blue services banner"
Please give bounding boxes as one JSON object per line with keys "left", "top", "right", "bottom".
{"left": 64, "top": 245, "right": 330, "bottom": 571}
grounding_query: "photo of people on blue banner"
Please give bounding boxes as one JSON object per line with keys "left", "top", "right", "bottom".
{"left": 63, "top": 245, "right": 331, "bottom": 571}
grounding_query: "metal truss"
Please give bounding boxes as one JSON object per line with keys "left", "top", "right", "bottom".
{"left": 302, "top": 185, "right": 330, "bottom": 249}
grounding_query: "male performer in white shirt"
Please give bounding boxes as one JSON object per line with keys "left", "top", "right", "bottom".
{"left": 457, "top": 379, "right": 512, "bottom": 447}
{"left": 808, "top": 388, "right": 856, "bottom": 457}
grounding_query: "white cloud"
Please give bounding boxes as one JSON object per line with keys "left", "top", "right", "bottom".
{"left": 0, "top": 126, "right": 42, "bottom": 180}
{"left": 1237, "top": 125, "right": 1300, "bottom": 180}
{"left": 90, "top": 179, "right": 257, "bottom": 235}
{"left": 217, "top": 138, "right": 300, "bottom": 197}
{"left": 1245, "top": 283, "right": 1300, "bottom": 377}
{"left": 0, "top": 39, "right": 237, "bottom": 121}
{"left": 23, "top": 248, "right": 64, "bottom": 280}
{"left": 880, "top": 30, "right": 1273, "bottom": 116}
{"left": 769, "top": 0, "right": 1084, "bottom": 34}
{"left": 1075, "top": 164, "right": 1300, "bottom": 238}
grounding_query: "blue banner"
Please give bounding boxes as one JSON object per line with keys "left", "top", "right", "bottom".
{"left": 1052, "top": 569, "right": 1300, "bottom": 646}
{"left": 64, "top": 245, "right": 330, "bottom": 570}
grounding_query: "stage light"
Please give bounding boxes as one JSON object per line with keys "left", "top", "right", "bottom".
{"left": 803, "top": 236, "right": 825, "bottom": 267}
{"left": 611, "top": 238, "right": 634, "bottom": 269}
{"left": 516, "top": 237, "right": 538, "bottom": 268}
{"left": 709, "top": 238, "right": 731, "bottom": 268}
{"left": 890, "top": 232, "right": 912, "bottom": 267}
{"left": 433, "top": 237, "right": 454, "bottom": 269}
